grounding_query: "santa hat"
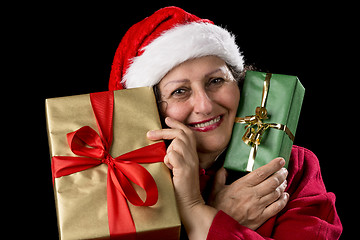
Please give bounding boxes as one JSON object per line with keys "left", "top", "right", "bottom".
{"left": 109, "top": 6, "right": 244, "bottom": 90}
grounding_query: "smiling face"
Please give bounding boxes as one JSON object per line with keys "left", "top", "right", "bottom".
{"left": 157, "top": 56, "right": 240, "bottom": 167}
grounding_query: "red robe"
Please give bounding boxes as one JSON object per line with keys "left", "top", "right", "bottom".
{"left": 204, "top": 145, "right": 342, "bottom": 240}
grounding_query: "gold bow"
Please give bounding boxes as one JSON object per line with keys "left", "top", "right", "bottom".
{"left": 235, "top": 73, "right": 294, "bottom": 172}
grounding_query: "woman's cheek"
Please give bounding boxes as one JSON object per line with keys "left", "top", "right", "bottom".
{"left": 226, "top": 85, "right": 240, "bottom": 113}
{"left": 163, "top": 104, "right": 191, "bottom": 124}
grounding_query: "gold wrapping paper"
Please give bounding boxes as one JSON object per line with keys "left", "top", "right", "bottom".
{"left": 46, "top": 87, "right": 180, "bottom": 240}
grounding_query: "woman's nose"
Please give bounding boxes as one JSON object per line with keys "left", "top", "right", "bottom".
{"left": 191, "top": 89, "right": 214, "bottom": 115}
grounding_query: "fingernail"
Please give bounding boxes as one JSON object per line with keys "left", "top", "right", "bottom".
{"left": 283, "top": 180, "right": 288, "bottom": 189}
{"left": 147, "top": 130, "right": 155, "bottom": 138}
{"left": 284, "top": 192, "right": 290, "bottom": 200}
{"left": 279, "top": 158, "right": 285, "bottom": 166}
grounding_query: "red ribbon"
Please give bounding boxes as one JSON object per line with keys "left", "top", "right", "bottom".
{"left": 51, "top": 91, "right": 166, "bottom": 239}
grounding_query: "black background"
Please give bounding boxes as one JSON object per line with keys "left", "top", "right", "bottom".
{"left": 10, "top": 2, "right": 356, "bottom": 239}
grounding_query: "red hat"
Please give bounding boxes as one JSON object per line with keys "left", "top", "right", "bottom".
{"left": 109, "top": 6, "right": 243, "bottom": 90}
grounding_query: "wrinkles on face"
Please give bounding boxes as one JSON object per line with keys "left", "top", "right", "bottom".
{"left": 156, "top": 56, "right": 240, "bottom": 167}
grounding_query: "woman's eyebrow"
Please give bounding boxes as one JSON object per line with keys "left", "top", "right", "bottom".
{"left": 204, "top": 68, "right": 223, "bottom": 77}
{"left": 163, "top": 79, "right": 190, "bottom": 88}
{"left": 163, "top": 67, "right": 225, "bottom": 88}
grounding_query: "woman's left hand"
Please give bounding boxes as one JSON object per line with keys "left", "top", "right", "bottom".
{"left": 147, "top": 117, "right": 217, "bottom": 239}
{"left": 208, "top": 159, "right": 289, "bottom": 230}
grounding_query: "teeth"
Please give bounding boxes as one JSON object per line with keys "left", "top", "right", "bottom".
{"left": 193, "top": 116, "right": 221, "bottom": 128}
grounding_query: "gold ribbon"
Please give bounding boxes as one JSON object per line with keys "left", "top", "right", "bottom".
{"left": 235, "top": 73, "right": 294, "bottom": 172}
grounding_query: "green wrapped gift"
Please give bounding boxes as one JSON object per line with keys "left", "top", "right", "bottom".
{"left": 224, "top": 71, "right": 305, "bottom": 172}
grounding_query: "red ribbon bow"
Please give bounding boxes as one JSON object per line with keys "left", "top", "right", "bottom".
{"left": 51, "top": 91, "right": 166, "bottom": 239}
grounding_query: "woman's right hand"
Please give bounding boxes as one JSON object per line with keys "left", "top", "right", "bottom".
{"left": 148, "top": 117, "right": 218, "bottom": 240}
{"left": 208, "top": 157, "right": 289, "bottom": 230}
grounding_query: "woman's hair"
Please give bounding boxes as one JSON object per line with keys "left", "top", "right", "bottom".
{"left": 227, "top": 64, "right": 255, "bottom": 90}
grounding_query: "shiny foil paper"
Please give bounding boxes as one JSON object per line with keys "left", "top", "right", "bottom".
{"left": 46, "top": 87, "right": 180, "bottom": 240}
{"left": 224, "top": 71, "right": 305, "bottom": 172}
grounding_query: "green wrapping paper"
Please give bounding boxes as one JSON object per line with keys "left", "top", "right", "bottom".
{"left": 224, "top": 71, "right": 305, "bottom": 172}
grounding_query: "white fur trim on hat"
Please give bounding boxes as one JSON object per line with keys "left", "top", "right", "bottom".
{"left": 123, "top": 22, "right": 244, "bottom": 89}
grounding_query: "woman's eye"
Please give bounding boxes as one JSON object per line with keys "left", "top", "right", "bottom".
{"left": 171, "top": 88, "right": 189, "bottom": 97}
{"left": 209, "top": 78, "right": 225, "bottom": 86}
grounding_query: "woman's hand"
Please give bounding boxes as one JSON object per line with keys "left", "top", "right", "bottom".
{"left": 147, "top": 117, "right": 201, "bottom": 205}
{"left": 147, "top": 117, "right": 217, "bottom": 239}
{"left": 208, "top": 158, "right": 289, "bottom": 230}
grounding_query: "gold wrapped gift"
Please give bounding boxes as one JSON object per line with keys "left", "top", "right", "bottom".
{"left": 46, "top": 87, "right": 180, "bottom": 240}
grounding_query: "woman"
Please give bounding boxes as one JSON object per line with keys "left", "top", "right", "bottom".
{"left": 108, "top": 6, "right": 342, "bottom": 240}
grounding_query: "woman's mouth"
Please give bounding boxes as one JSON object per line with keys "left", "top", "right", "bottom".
{"left": 188, "top": 115, "right": 224, "bottom": 132}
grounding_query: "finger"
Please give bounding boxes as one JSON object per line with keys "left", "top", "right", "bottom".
{"left": 166, "top": 148, "right": 184, "bottom": 170}
{"left": 262, "top": 192, "right": 289, "bottom": 220}
{"left": 166, "top": 148, "right": 197, "bottom": 179}
{"left": 169, "top": 139, "right": 199, "bottom": 171}
{"left": 208, "top": 167, "right": 228, "bottom": 206}
{"left": 165, "top": 117, "right": 196, "bottom": 145}
{"left": 165, "top": 117, "right": 191, "bottom": 134}
{"left": 210, "top": 167, "right": 228, "bottom": 196}
{"left": 214, "top": 167, "right": 227, "bottom": 187}
{"left": 244, "top": 157, "right": 286, "bottom": 186}
{"left": 259, "top": 180, "right": 287, "bottom": 206}
{"left": 256, "top": 167, "right": 288, "bottom": 197}
{"left": 167, "top": 137, "right": 187, "bottom": 155}
{"left": 147, "top": 128, "right": 183, "bottom": 141}
{"left": 163, "top": 154, "right": 173, "bottom": 170}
